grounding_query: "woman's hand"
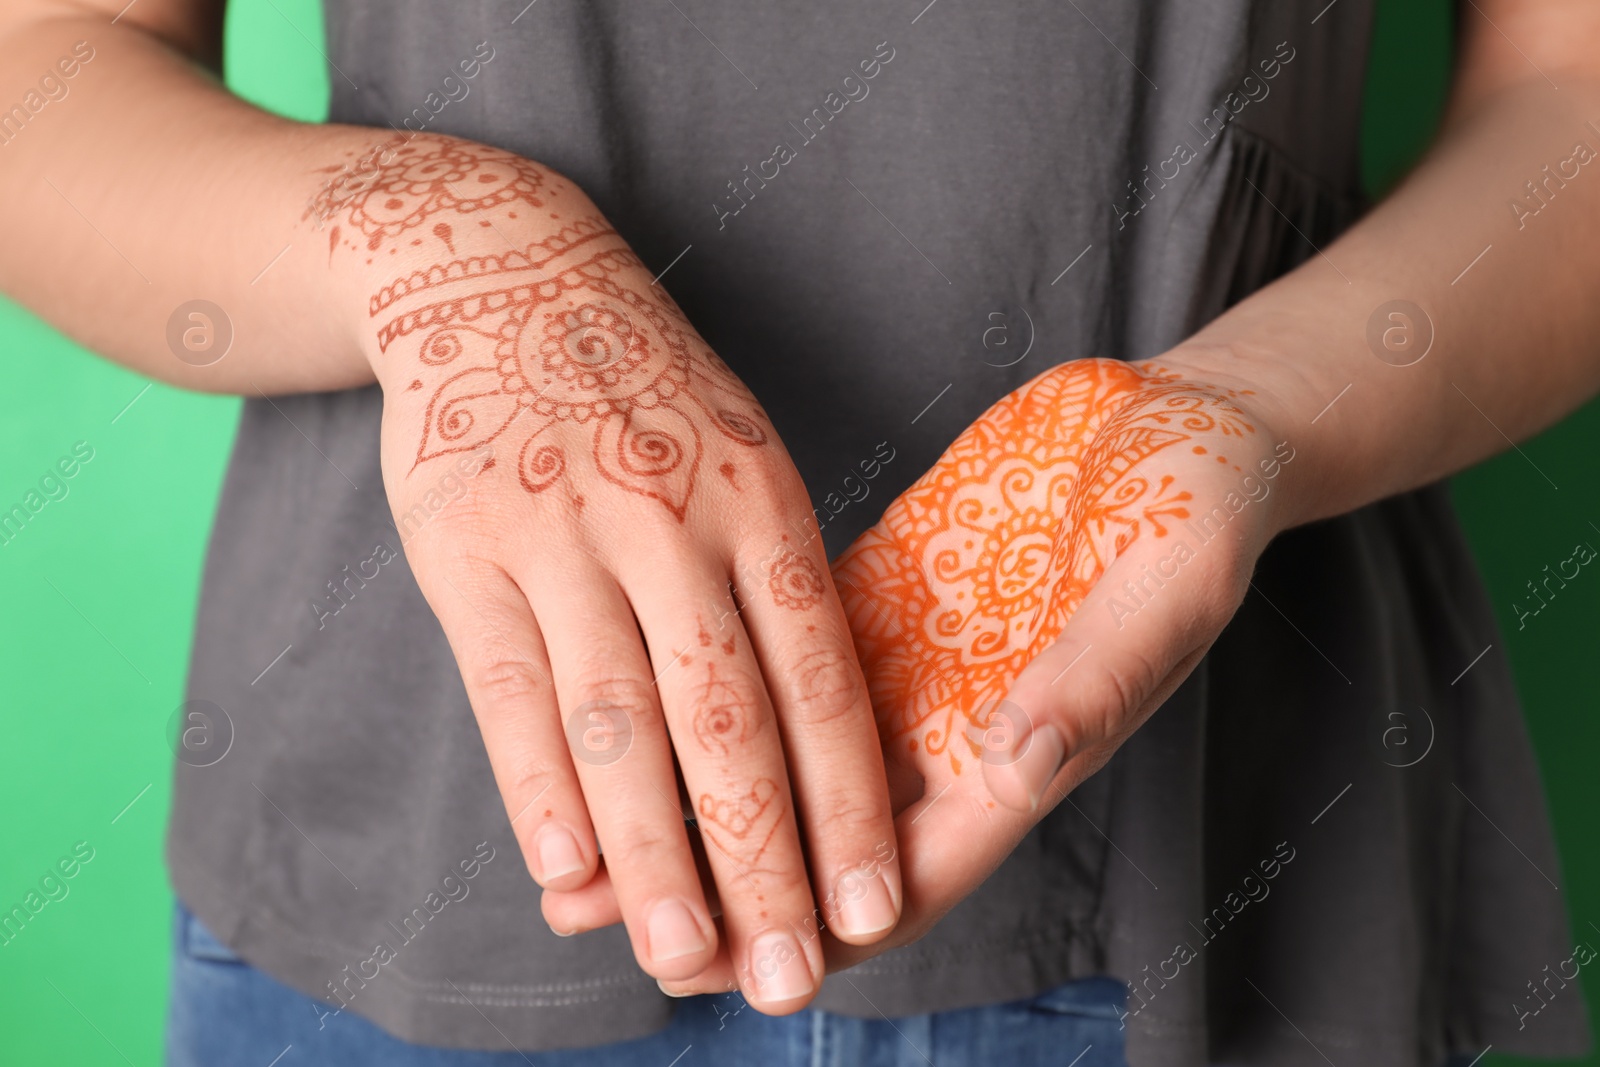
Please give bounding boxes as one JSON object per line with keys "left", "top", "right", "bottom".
{"left": 339, "top": 137, "right": 901, "bottom": 1010}
{"left": 823, "top": 356, "right": 1293, "bottom": 966}
{"left": 547, "top": 355, "right": 1296, "bottom": 991}
{"left": 840, "top": 357, "right": 1290, "bottom": 813}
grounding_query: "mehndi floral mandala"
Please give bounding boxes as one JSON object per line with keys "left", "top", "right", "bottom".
{"left": 833, "top": 359, "right": 1255, "bottom": 773}
{"left": 351, "top": 186, "right": 770, "bottom": 519}
{"left": 308, "top": 139, "right": 550, "bottom": 253}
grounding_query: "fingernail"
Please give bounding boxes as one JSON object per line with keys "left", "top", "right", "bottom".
{"left": 657, "top": 980, "right": 693, "bottom": 998}
{"left": 835, "top": 871, "right": 898, "bottom": 938}
{"left": 1018, "top": 723, "right": 1068, "bottom": 810}
{"left": 533, "top": 825, "right": 586, "bottom": 883}
{"left": 646, "top": 898, "right": 709, "bottom": 962}
{"left": 746, "top": 931, "right": 814, "bottom": 1004}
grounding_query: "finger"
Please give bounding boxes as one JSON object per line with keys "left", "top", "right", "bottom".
{"left": 545, "top": 835, "right": 748, "bottom": 1000}
{"left": 656, "top": 933, "right": 738, "bottom": 998}
{"left": 983, "top": 537, "right": 1245, "bottom": 813}
{"left": 525, "top": 564, "right": 719, "bottom": 981}
{"left": 819, "top": 632, "right": 1212, "bottom": 974}
{"left": 414, "top": 560, "right": 599, "bottom": 894}
{"left": 674, "top": 760, "right": 1027, "bottom": 991}
{"left": 543, "top": 833, "right": 720, "bottom": 936}
{"left": 735, "top": 531, "right": 902, "bottom": 946}
{"left": 541, "top": 861, "right": 621, "bottom": 935}
{"left": 619, "top": 552, "right": 825, "bottom": 1013}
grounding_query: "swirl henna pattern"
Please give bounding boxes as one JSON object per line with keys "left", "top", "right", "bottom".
{"left": 833, "top": 359, "right": 1256, "bottom": 773}
{"left": 308, "top": 138, "right": 550, "bottom": 254}
{"left": 324, "top": 142, "right": 772, "bottom": 520}
{"left": 679, "top": 620, "right": 787, "bottom": 874}
{"left": 692, "top": 661, "right": 757, "bottom": 757}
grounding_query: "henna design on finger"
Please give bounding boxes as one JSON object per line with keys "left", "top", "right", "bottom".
{"left": 697, "top": 778, "right": 782, "bottom": 868}
{"left": 695, "top": 618, "right": 736, "bottom": 657}
{"left": 691, "top": 662, "right": 758, "bottom": 756}
{"left": 769, "top": 545, "right": 825, "bottom": 611}
{"left": 833, "top": 359, "right": 1256, "bottom": 773}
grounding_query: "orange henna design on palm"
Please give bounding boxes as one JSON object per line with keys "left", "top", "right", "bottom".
{"left": 832, "top": 359, "right": 1254, "bottom": 774}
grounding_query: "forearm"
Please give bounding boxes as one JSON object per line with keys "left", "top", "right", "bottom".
{"left": 0, "top": 9, "right": 596, "bottom": 396}
{"left": 1161, "top": 76, "right": 1600, "bottom": 529}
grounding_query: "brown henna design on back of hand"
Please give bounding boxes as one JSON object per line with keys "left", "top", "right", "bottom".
{"left": 385, "top": 236, "right": 770, "bottom": 518}
{"left": 307, "top": 138, "right": 550, "bottom": 257}
{"left": 833, "top": 359, "right": 1256, "bottom": 774}
{"left": 319, "top": 141, "right": 772, "bottom": 521}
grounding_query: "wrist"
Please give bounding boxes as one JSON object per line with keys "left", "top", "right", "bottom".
{"left": 304, "top": 133, "right": 611, "bottom": 384}
{"left": 1144, "top": 340, "right": 1331, "bottom": 537}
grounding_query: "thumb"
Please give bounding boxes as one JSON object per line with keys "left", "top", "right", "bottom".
{"left": 980, "top": 533, "right": 1248, "bottom": 812}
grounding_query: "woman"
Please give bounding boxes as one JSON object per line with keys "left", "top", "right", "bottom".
{"left": 0, "top": 0, "right": 1593, "bottom": 1064}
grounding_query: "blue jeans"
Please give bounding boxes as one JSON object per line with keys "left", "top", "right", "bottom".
{"left": 166, "top": 904, "right": 1128, "bottom": 1066}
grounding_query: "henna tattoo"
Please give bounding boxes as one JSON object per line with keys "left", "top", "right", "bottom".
{"left": 769, "top": 546, "right": 825, "bottom": 611}
{"left": 696, "top": 617, "right": 737, "bottom": 656}
{"left": 319, "top": 141, "right": 772, "bottom": 521}
{"left": 833, "top": 359, "right": 1255, "bottom": 773}
{"left": 697, "top": 778, "right": 782, "bottom": 867}
{"left": 691, "top": 662, "right": 757, "bottom": 756}
{"left": 308, "top": 139, "right": 548, "bottom": 255}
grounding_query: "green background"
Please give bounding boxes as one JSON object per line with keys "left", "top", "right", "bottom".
{"left": 0, "top": 1, "right": 1593, "bottom": 1063}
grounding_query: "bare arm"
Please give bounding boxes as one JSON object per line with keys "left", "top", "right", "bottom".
{"left": 1166, "top": 0, "right": 1600, "bottom": 524}
{"left": 1, "top": 0, "right": 907, "bottom": 1011}
{"left": 0, "top": 0, "right": 400, "bottom": 391}
{"left": 614, "top": 0, "right": 1600, "bottom": 992}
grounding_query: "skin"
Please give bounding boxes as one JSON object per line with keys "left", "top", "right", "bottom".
{"left": 548, "top": 0, "right": 1600, "bottom": 998}
{"left": 3, "top": 0, "right": 1600, "bottom": 1018}
{"left": 558, "top": 357, "right": 1289, "bottom": 993}
{"left": 0, "top": 0, "right": 903, "bottom": 1010}
{"left": 343, "top": 143, "right": 905, "bottom": 1004}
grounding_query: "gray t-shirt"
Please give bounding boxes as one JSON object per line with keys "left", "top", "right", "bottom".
{"left": 168, "top": 2, "right": 1591, "bottom": 1064}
